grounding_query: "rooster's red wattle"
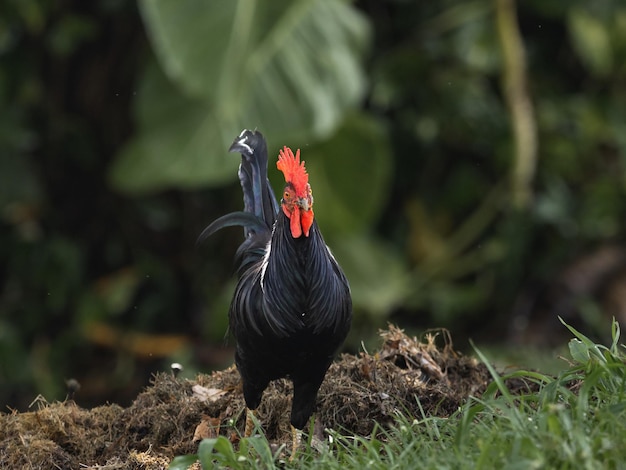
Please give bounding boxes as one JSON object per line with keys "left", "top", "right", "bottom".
{"left": 199, "top": 129, "right": 352, "bottom": 451}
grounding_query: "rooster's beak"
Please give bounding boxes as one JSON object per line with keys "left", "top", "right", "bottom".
{"left": 297, "top": 198, "right": 311, "bottom": 212}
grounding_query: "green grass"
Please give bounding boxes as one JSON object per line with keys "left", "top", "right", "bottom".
{"left": 170, "top": 318, "right": 626, "bottom": 470}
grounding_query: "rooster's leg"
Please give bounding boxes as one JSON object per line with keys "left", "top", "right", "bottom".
{"left": 289, "top": 425, "right": 302, "bottom": 461}
{"left": 244, "top": 408, "right": 258, "bottom": 437}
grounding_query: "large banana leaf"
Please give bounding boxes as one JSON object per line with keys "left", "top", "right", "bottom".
{"left": 109, "top": 0, "right": 370, "bottom": 192}
{"left": 300, "top": 113, "right": 393, "bottom": 235}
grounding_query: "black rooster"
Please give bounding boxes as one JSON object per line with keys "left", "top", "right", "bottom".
{"left": 199, "top": 130, "right": 352, "bottom": 453}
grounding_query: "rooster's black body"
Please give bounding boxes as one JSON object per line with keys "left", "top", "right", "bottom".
{"left": 200, "top": 129, "right": 352, "bottom": 430}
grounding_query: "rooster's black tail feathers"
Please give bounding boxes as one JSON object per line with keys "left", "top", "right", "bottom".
{"left": 197, "top": 129, "right": 279, "bottom": 246}
{"left": 229, "top": 129, "right": 279, "bottom": 235}
{"left": 196, "top": 211, "right": 268, "bottom": 246}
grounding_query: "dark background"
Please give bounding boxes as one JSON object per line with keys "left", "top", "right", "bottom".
{"left": 2, "top": 0, "right": 625, "bottom": 411}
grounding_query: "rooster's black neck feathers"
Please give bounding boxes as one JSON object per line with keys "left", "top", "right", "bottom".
{"left": 259, "top": 212, "right": 350, "bottom": 338}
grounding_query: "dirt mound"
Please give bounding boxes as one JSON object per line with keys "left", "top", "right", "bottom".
{"left": 0, "top": 326, "right": 529, "bottom": 469}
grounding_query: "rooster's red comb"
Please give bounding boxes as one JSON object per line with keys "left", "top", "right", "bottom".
{"left": 277, "top": 146, "right": 309, "bottom": 196}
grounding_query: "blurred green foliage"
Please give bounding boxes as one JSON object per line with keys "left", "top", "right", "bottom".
{"left": 110, "top": 0, "right": 370, "bottom": 191}
{"left": 1, "top": 0, "right": 625, "bottom": 410}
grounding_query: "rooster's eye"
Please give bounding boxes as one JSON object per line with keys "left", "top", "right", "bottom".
{"left": 284, "top": 191, "right": 290, "bottom": 200}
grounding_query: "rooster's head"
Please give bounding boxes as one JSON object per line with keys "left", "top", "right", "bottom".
{"left": 277, "top": 146, "right": 314, "bottom": 238}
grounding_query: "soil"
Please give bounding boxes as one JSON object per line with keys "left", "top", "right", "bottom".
{"left": 0, "top": 326, "right": 537, "bottom": 469}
